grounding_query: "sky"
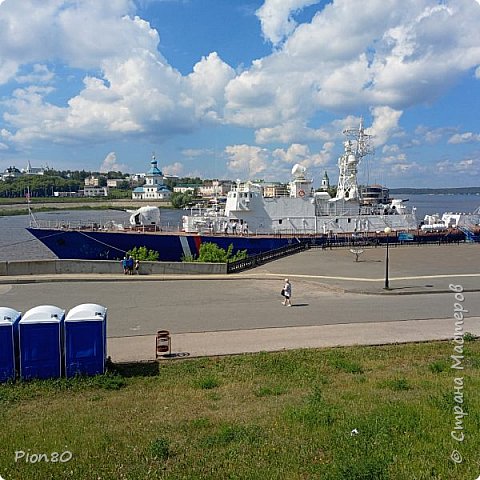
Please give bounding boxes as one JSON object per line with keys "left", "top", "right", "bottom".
{"left": 0, "top": 0, "right": 479, "bottom": 188}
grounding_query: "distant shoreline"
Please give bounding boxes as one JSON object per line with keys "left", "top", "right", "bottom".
{"left": 390, "top": 188, "right": 480, "bottom": 195}
{"left": 0, "top": 200, "right": 173, "bottom": 216}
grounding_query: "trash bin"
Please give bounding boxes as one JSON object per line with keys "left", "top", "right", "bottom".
{"left": 64, "top": 303, "right": 107, "bottom": 378}
{"left": 0, "top": 307, "right": 21, "bottom": 383}
{"left": 19, "top": 305, "right": 65, "bottom": 380}
{"left": 156, "top": 330, "right": 171, "bottom": 358}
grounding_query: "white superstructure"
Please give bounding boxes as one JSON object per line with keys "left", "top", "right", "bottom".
{"left": 182, "top": 122, "right": 417, "bottom": 235}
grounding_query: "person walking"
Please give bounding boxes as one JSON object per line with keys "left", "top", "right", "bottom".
{"left": 283, "top": 278, "right": 292, "bottom": 306}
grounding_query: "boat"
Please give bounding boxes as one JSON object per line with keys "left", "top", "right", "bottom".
{"left": 26, "top": 122, "right": 476, "bottom": 261}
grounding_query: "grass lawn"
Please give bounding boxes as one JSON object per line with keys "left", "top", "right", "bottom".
{"left": 1, "top": 341, "right": 479, "bottom": 479}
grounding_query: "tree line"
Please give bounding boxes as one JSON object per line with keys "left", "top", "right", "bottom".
{"left": 0, "top": 170, "right": 131, "bottom": 198}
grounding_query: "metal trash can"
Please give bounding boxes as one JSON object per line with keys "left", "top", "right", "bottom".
{"left": 64, "top": 303, "right": 107, "bottom": 378}
{"left": 0, "top": 307, "right": 21, "bottom": 383}
{"left": 156, "top": 330, "right": 171, "bottom": 358}
{"left": 19, "top": 305, "right": 65, "bottom": 380}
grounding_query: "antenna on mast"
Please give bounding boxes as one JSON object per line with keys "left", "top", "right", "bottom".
{"left": 336, "top": 119, "right": 373, "bottom": 201}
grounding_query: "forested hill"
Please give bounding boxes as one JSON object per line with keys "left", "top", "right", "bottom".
{"left": 389, "top": 187, "right": 480, "bottom": 195}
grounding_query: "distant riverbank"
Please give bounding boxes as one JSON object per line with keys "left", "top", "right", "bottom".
{"left": 0, "top": 199, "right": 172, "bottom": 216}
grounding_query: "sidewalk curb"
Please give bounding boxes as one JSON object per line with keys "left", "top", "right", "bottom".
{"left": 1, "top": 274, "right": 478, "bottom": 296}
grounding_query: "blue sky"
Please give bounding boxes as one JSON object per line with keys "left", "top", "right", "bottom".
{"left": 0, "top": 0, "right": 479, "bottom": 188}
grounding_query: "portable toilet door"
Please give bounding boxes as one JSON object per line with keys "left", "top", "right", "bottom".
{"left": 0, "top": 307, "right": 21, "bottom": 383}
{"left": 19, "top": 305, "right": 65, "bottom": 380}
{"left": 64, "top": 304, "right": 107, "bottom": 378}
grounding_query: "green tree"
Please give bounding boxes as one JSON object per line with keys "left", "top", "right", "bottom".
{"left": 170, "top": 192, "right": 194, "bottom": 209}
{"left": 126, "top": 246, "right": 160, "bottom": 261}
{"left": 183, "top": 242, "right": 247, "bottom": 263}
{"left": 107, "top": 189, "right": 131, "bottom": 199}
{"left": 0, "top": 175, "right": 82, "bottom": 197}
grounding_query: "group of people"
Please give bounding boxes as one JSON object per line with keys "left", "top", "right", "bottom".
{"left": 223, "top": 220, "right": 249, "bottom": 235}
{"left": 122, "top": 255, "right": 139, "bottom": 275}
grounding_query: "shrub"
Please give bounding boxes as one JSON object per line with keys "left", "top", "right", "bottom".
{"left": 182, "top": 242, "right": 247, "bottom": 263}
{"left": 126, "top": 246, "right": 159, "bottom": 261}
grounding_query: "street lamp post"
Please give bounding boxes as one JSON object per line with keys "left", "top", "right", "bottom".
{"left": 384, "top": 226, "right": 392, "bottom": 289}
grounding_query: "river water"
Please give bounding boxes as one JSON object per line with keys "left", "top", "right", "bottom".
{"left": 0, "top": 194, "right": 478, "bottom": 261}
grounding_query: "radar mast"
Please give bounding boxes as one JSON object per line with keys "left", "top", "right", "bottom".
{"left": 335, "top": 119, "right": 373, "bottom": 200}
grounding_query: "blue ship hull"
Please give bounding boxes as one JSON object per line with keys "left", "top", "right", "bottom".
{"left": 26, "top": 228, "right": 297, "bottom": 261}
{"left": 26, "top": 227, "right": 470, "bottom": 261}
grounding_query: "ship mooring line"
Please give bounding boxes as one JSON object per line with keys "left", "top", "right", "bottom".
{"left": 78, "top": 231, "right": 127, "bottom": 254}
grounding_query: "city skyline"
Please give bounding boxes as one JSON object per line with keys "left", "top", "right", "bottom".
{"left": 0, "top": 0, "right": 479, "bottom": 188}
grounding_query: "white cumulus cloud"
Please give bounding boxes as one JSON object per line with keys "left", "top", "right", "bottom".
{"left": 225, "top": 145, "right": 269, "bottom": 177}
{"left": 226, "top": 0, "right": 480, "bottom": 136}
{"left": 100, "top": 152, "right": 129, "bottom": 172}
{"left": 448, "top": 132, "right": 480, "bottom": 144}
{"left": 366, "top": 106, "right": 403, "bottom": 146}
{"left": 256, "top": 0, "right": 321, "bottom": 45}
{"left": 273, "top": 142, "right": 333, "bottom": 168}
{"left": 163, "top": 162, "right": 184, "bottom": 176}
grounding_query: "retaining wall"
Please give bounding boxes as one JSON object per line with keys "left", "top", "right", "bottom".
{"left": 1, "top": 259, "right": 227, "bottom": 276}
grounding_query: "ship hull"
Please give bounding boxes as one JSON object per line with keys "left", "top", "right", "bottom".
{"left": 26, "top": 228, "right": 299, "bottom": 261}
{"left": 26, "top": 227, "right": 469, "bottom": 261}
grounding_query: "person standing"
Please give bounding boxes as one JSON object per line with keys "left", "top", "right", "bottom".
{"left": 283, "top": 278, "right": 292, "bottom": 306}
{"left": 122, "top": 256, "right": 128, "bottom": 275}
{"left": 126, "top": 255, "right": 134, "bottom": 275}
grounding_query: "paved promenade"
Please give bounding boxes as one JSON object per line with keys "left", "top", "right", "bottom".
{"left": 109, "top": 317, "right": 480, "bottom": 362}
{"left": 1, "top": 243, "right": 478, "bottom": 363}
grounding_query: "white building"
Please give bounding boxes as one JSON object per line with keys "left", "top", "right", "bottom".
{"left": 84, "top": 186, "right": 108, "bottom": 197}
{"left": 198, "top": 180, "right": 233, "bottom": 197}
{"left": 1, "top": 166, "right": 22, "bottom": 181}
{"left": 173, "top": 184, "right": 200, "bottom": 194}
{"left": 132, "top": 155, "right": 172, "bottom": 200}
{"left": 107, "top": 178, "right": 125, "bottom": 188}
{"left": 22, "top": 161, "right": 45, "bottom": 176}
{"left": 85, "top": 175, "right": 101, "bottom": 187}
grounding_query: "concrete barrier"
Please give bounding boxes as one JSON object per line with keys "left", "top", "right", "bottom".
{"left": 0, "top": 259, "right": 227, "bottom": 276}
{"left": 6, "top": 260, "right": 57, "bottom": 276}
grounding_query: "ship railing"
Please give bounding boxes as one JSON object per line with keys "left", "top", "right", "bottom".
{"left": 32, "top": 219, "right": 183, "bottom": 233}
{"left": 227, "top": 241, "right": 310, "bottom": 274}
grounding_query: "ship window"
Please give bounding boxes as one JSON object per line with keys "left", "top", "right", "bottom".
{"left": 348, "top": 218, "right": 351, "bottom": 223}
{"left": 279, "top": 219, "right": 283, "bottom": 224}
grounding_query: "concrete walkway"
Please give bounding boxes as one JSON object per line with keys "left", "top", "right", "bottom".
{"left": 1, "top": 243, "right": 478, "bottom": 363}
{"left": 108, "top": 316, "right": 480, "bottom": 363}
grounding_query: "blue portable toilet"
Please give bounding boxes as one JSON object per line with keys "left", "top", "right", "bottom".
{"left": 64, "top": 303, "right": 107, "bottom": 378}
{"left": 19, "top": 305, "right": 65, "bottom": 380}
{"left": 0, "top": 307, "right": 21, "bottom": 382}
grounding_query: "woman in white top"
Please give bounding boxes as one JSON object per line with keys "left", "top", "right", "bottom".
{"left": 283, "top": 278, "right": 292, "bottom": 306}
